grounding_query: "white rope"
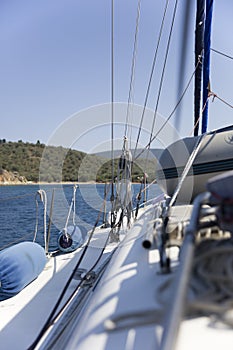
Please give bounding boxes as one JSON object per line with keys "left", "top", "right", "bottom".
{"left": 156, "top": 237, "right": 233, "bottom": 328}
{"left": 34, "top": 190, "right": 47, "bottom": 249}
{"left": 64, "top": 184, "right": 78, "bottom": 232}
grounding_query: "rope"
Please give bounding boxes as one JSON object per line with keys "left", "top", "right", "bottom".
{"left": 42, "top": 250, "right": 117, "bottom": 349}
{"left": 105, "top": 240, "right": 233, "bottom": 332}
{"left": 102, "top": 182, "right": 110, "bottom": 226}
{"left": 33, "top": 192, "right": 40, "bottom": 242}
{"left": 46, "top": 188, "right": 55, "bottom": 254}
{"left": 190, "top": 96, "right": 209, "bottom": 136}
{"left": 28, "top": 186, "right": 115, "bottom": 349}
{"left": 156, "top": 238, "right": 233, "bottom": 329}
{"left": 135, "top": 179, "right": 143, "bottom": 219}
{"left": 28, "top": 230, "right": 116, "bottom": 350}
{"left": 34, "top": 190, "right": 47, "bottom": 248}
{"left": 141, "top": 178, "right": 157, "bottom": 194}
{"left": 133, "top": 0, "right": 169, "bottom": 159}
{"left": 64, "top": 184, "right": 78, "bottom": 232}
{"left": 209, "top": 90, "right": 233, "bottom": 109}
{"left": 0, "top": 187, "right": 57, "bottom": 250}
{"left": 72, "top": 185, "right": 77, "bottom": 226}
{"left": 48, "top": 227, "right": 116, "bottom": 329}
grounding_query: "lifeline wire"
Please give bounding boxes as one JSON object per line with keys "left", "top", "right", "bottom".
{"left": 28, "top": 185, "right": 111, "bottom": 349}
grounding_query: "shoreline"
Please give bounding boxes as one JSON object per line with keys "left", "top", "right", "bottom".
{"left": 0, "top": 180, "right": 143, "bottom": 186}
{"left": 0, "top": 181, "right": 98, "bottom": 186}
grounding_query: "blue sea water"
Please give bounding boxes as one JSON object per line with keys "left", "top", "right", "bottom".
{"left": 0, "top": 183, "right": 161, "bottom": 252}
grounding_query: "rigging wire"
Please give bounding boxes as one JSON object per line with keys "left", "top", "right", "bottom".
{"left": 124, "top": 0, "right": 141, "bottom": 140}
{"left": 0, "top": 191, "right": 38, "bottom": 202}
{"left": 190, "top": 91, "right": 211, "bottom": 136}
{"left": 138, "top": 0, "right": 178, "bottom": 181}
{"left": 133, "top": 0, "right": 170, "bottom": 159}
{"left": 0, "top": 231, "right": 37, "bottom": 251}
{"left": 148, "top": 0, "right": 179, "bottom": 153}
{"left": 189, "top": 86, "right": 233, "bottom": 137}
{"left": 134, "top": 73, "right": 232, "bottom": 163}
{"left": 211, "top": 47, "right": 233, "bottom": 60}
{"left": 0, "top": 189, "right": 55, "bottom": 251}
{"left": 134, "top": 57, "right": 201, "bottom": 161}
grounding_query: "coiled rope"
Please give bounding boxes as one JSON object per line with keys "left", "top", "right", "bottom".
{"left": 157, "top": 237, "right": 233, "bottom": 328}
{"left": 105, "top": 237, "right": 233, "bottom": 332}
{"left": 188, "top": 238, "right": 233, "bottom": 324}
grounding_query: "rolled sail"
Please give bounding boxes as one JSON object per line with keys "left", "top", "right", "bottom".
{"left": 156, "top": 125, "right": 233, "bottom": 203}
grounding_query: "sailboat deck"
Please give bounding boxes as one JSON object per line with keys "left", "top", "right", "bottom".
{"left": 60, "top": 204, "right": 233, "bottom": 350}
{"left": 0, "top": 228, "right": 117, "bottom": 350}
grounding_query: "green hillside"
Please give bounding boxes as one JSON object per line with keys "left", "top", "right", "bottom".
{"left": 0, "top": 139, "right": 156, "bottom": 183}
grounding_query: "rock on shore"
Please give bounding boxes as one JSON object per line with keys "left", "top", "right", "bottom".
{"left": 0, "top": 169, "right": 27, "bottom": 184}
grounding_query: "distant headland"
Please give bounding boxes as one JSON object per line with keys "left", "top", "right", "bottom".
{"left": 0, "top": 139, "right": 156, "bottom": 184}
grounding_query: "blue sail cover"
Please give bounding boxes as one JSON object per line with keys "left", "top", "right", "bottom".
{"left": 0, "top": 242, "right": 47, "bottom": 300}
{"left": 202, "top": 0, "right": 214, "bottom": 133}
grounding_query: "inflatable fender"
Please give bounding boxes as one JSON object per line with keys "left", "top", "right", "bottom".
{"left": 58, "top": 225, "right": 86, "bottom": 253}
{"left": 0, "top": 242, "right": 47, "bottom": 300}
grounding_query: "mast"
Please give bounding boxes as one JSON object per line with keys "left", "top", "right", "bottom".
{"left": 110, "top": 0, "right": 115, "bottom": 228}
{"left": 202, "top": 0, "right": 213, "bottom": 134}
{"left": 194, "top": 0, "right": 205, "bottom": 136}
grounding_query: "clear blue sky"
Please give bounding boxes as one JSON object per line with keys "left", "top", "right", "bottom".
{"left": 0, "top": 0, "right": 232, "bottom": 153}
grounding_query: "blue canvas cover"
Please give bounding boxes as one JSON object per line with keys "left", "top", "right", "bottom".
{"left": 0, "top": 242, "right": 47, "bottom": 300}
